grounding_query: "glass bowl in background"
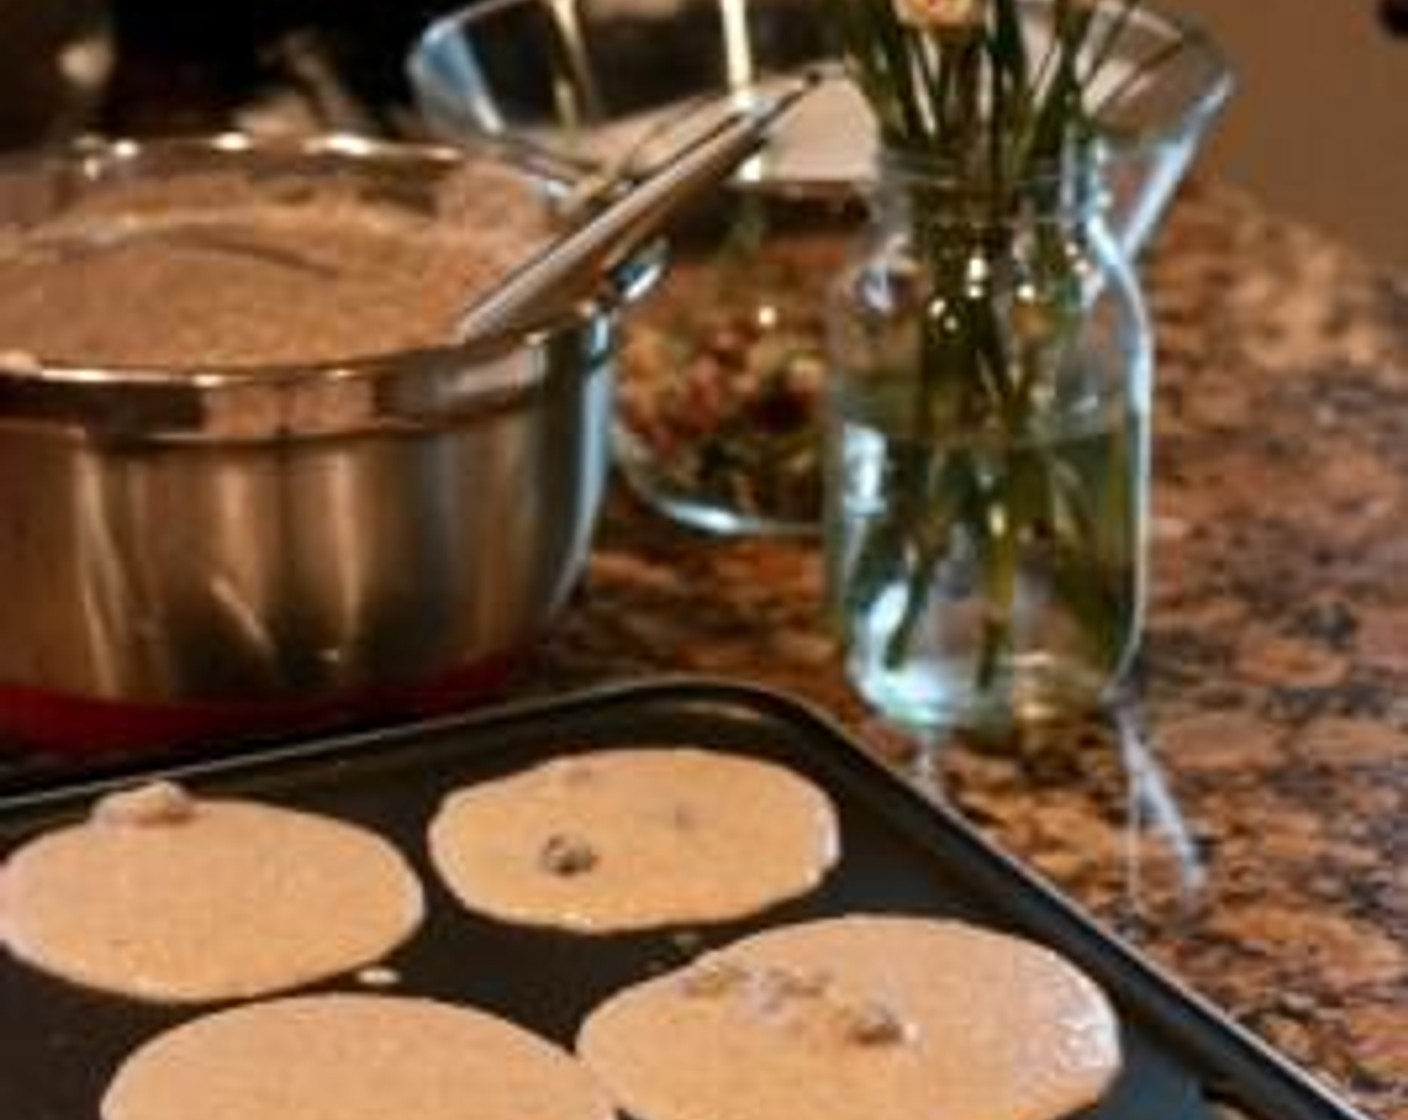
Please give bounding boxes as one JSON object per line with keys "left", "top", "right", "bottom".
{"left": 611, "top": 187, "right": 862, "bottom": 536}
{"left": 408, "top": 0, "right": 1232, "bottom": 537}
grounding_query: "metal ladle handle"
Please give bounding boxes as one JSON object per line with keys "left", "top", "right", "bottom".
{"left": 455, "top": 74, "right": 820, "bottom": 343}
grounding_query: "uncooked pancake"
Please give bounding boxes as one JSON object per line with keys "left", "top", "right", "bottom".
{"left": 0, "top": 782, "right": 423, "bottom": 1002}
{"left": 578, "top": 914, "right": 1122, "bottom": 1120}
{"left": 427, "top": 748, "right": 839, "bottom": 932}
{"left": 101, "top": 993, "right": 616, "bottom": 1120}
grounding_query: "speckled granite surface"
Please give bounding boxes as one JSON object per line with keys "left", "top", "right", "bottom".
{"left": 524, "top": 182, "right": 1408, "bottom": 1120}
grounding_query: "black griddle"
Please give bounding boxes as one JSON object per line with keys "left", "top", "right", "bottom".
{"left": 0, "top": 677, "right": 1373, "bottom": 1120}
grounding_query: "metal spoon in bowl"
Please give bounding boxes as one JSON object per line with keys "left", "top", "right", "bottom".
{"left": 454, "top": 73, "right": 820, "bottom": 343}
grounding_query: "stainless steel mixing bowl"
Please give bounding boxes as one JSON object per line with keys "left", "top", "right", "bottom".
{"left": 0, "top": 134, "right": 623, "bottom": 752}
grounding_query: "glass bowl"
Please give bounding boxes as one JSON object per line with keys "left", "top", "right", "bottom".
{"left": 408, "top": 0, "right": 1231, "bottom": 537}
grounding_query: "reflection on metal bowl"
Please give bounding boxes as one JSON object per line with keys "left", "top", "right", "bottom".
{"left": 0, "top": 135, "right": 622, "bottom": 753}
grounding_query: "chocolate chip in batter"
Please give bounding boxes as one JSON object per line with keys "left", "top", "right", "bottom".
{"left": 836, "top": 999, "right": 914, "bottom": 1046}
{"left": 539, "top": 833, "right": 599, "bottom": 876}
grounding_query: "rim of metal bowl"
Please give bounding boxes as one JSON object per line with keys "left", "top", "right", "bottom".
{"left": 0, "top": 132, "right": 624, "bottom": 442}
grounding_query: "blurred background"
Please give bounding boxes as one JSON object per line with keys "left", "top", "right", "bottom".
{"left": 1172, "top": 0, "right": 1408, "bottom": 273}
{"left": 2, "top": 0, "right": 1406, "bottom": 271}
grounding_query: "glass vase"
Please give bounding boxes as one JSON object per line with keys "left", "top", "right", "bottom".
{"left": 825, "top": 151, "right": 1152, "bottom": 732}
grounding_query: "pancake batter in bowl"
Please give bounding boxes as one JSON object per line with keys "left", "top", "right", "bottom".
{"left": 428, "top": 748, "right": 840, "bottom": 933}
{"left": 102, "top": 993, "right": 616, "bottom": 1120}
{"left": 0, "top": 156, "right": 551, "bottom": 368}
{"left": 0, "top": 781, "right": 424, "bottom": 1002}
{"left": 578, "top": 913, "right": 1122, "bottom": 1120}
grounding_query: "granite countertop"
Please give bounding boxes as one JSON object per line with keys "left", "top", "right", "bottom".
{"left": 523, "top": 182, "right": 1408, "bottom": 1120}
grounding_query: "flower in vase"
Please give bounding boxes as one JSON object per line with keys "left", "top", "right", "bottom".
{"left": 894, "top": 0, "right": 986, "bottom": 33}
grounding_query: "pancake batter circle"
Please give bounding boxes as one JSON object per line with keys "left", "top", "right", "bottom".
{"left": 0, "top": 782, "right": 424, "bottom": 1002}
{"left": 101, "top": 993, "right": 616, "bottom": 1120}
{"left": 578, "top": 913, "right": 1122, "bottom": 1120}
{"left": 427, "top": 748, "right": 840, "bottom": 933}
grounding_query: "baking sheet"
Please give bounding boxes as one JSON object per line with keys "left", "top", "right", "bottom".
{"left": 0, "top": 677, "right": 1367, "bottom": 1120}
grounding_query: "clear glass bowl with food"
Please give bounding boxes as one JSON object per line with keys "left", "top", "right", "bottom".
{"left": 409, "top": 0, "right": 1230, "bottom": 536}
{"left": 612, "top": 188, "right": 859, "bottom": 535}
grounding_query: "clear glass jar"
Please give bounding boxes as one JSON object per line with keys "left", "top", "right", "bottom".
{"left": 825, "top": 151, "right": 1152, "bottom": 731}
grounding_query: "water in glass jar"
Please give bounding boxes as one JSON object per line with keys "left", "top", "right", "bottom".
{"left": 828, "top": 400, "right": 1146, "bottom": 730}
